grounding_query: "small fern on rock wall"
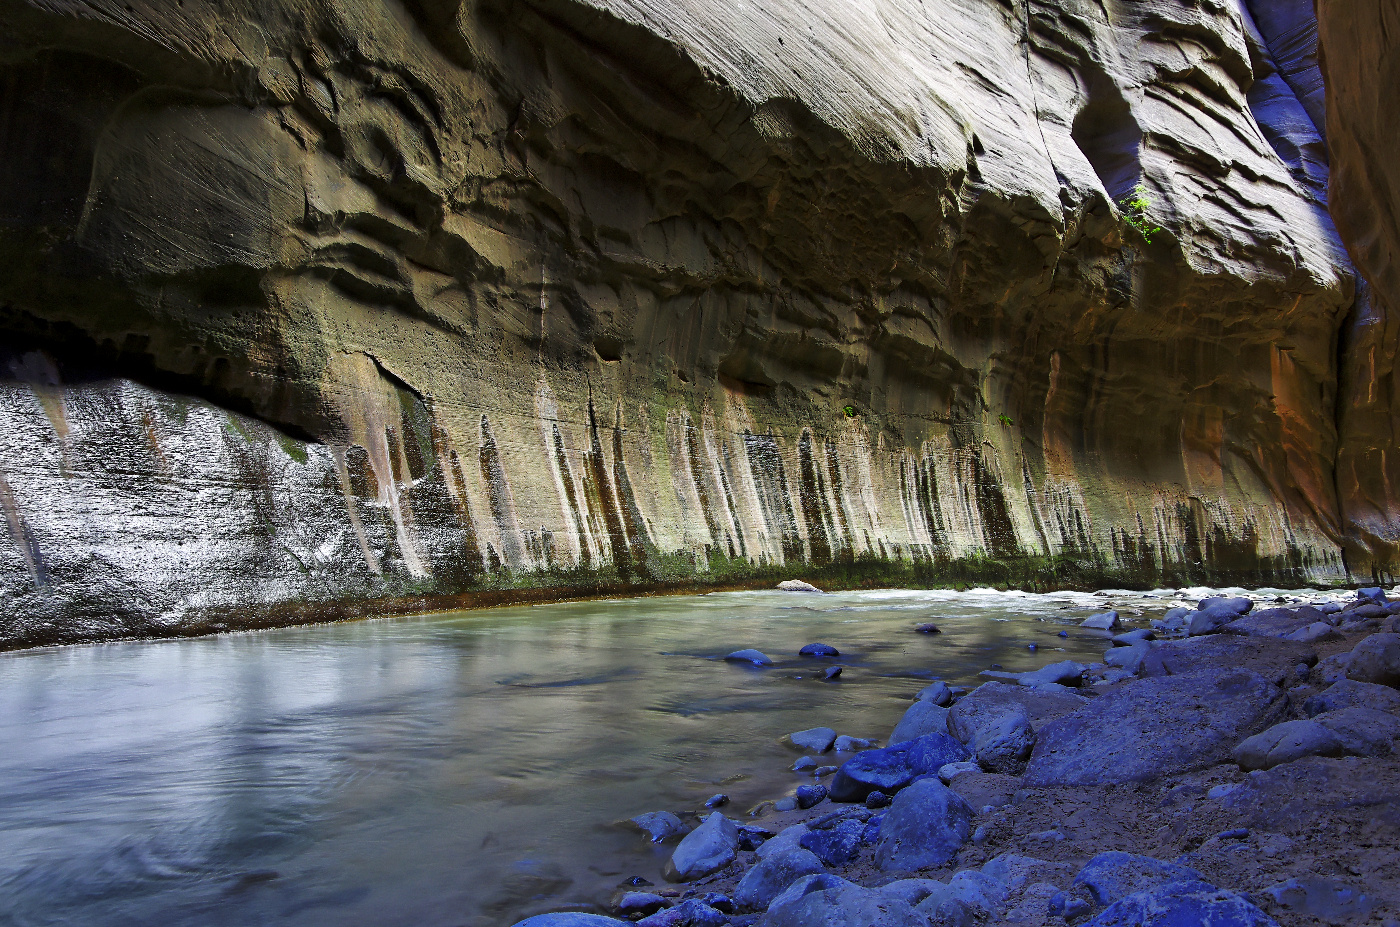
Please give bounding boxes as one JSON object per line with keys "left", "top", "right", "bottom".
{"left": 1119, "top": 183, "right": 1162, "bottom": 244}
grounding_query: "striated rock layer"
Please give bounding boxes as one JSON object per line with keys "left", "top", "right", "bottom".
{"left": 0, "top": 0, "right": 1365, "bottom": 646}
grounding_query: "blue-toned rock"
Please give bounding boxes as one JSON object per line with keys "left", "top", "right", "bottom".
{"left": 800, "top": 818, "right": 864, "bottom": 866}
{"left": 638, "top": 899, "right": 728, "bottom": 927}
{"left": 759, "top": 875, "right": 925, "bottom": 927}
{"left": 1072, "top": 852, "right": 1204, "bottom": 905}
{"left": 800, "top": 643, "right": 840, "bottom": 657}
{"left": 872, "top": 778, "right": 974, "bottom": 871}
{"left": 795, "top": 784, "right": 828, "bottom": 809}
{"left": 631, "top": 811, "right": 687, "bottom": 843}
{"left": 1083, "top": 881, "right": 1279, "bottom": 926}
{"left": 734, "top": 847, "right": 825, "bottom": 911}
{"left": 512, "top": 916, "right": 628, "bottom": 927}
{"left": 889, "top": 699, "right": 950, "bottom": 744}
{"left": 1357, "top": 587, "right": 1389, "bottom": 606}
{"left": 1081, "top": 611, "right": 1120, "bottom": 630}
{"left": 829, "top": 733, "right": 968, "bottom": 802}
{"left": 664, "top": 812, "right": 738, "bottom": 882}
{"left": 726, "top": 649, "right": 773, "bottom": 666}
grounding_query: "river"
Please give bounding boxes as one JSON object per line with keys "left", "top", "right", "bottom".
{"left": 0, "top": 585, "right": 1346, "bottom": 926}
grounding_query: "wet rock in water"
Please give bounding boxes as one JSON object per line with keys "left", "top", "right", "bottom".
{"left": 833, "top": 735, "right": 876, "bottom": 752}
{"left": 1264, "top": 877, "right": 1374, "bottom": 920}
{"left": 1081, "top": 611, "right": 1120, "bottom": 630}
{"left": 795, "top": 784, "right": 828, "bottom": 809}
{"left": 737, "top": 826, "right": 774, "bottom": 851}
{"left": 760, "top": 875, "right": 925, "bottom": 927}
{"left": 1025, "top": 670, "right": 1286, "bottom": 786}
{"left": 1233, "top": 719, "right": 1347, "bottom": 770}
{"left": 915, "top": 623, "right": 942, "bottom": 634}
{"left": 756, "top": 824, "right": 809, "bottom": 859}
{"left": 1081, "top": 880, "right": 1278, "bottom": 927}
{"left": 785, "top": 727, "right": 838, "bottom": 753}
{"left": 631, "top": 811, "right": 688, "bottom": 843}
{"left": 704, "top": 794, "right": 728, "bottom": 808}
{"left": 916, "top": 681, "right": 954, "bottom": 706}
{"left": 799, "top": 643, "right": 840, "bottom": 657}
{"left": 1186, "top": 604, "right": 1245, "bottom": 636}
{"left": 726, "top": 649, "right": 773, "bottom": 666}
{"left": 773, "top": 797, "right": 798, "bottom": 812}
{"left": 889, "top": 699, "right": 950, "bottom": 744}
{"left": 513, "top": 916, "right": 630, "bottom": 927}
{"left": 615, "top": 892, "right": 669, "bottom": 917}
{"left": 1345, "top": 633, "right": 1400, "bottom": 687}
{"left": 971, "top": 709, "right": 1035, "bottom": 774}
{"left": 735, "top": 847, "right": 826, "bottom": 911}
{"left": 664, "top": 812, "right": 739, "bottom": 882}
{"left": 815, "top": 765, "right": 838, "bottom": 777}
{"left": 1071, "top": 852, "right": 1205, "bottom": 905}
{"left": 872, "top": 778, "right": 975, "bottom": 871}
{"left": 1304, "top": 678, "right": 1400, "bottom": 715}
{"left": 777, "top": 580, "right": 824, "bottom": 594}
{"left": 793, "top": 756, "right": 818, "bottom": 772}
{"left": 829, "top": 733, "right": 970, "bottom": 802}
{"left": 981, "top": 660, "right": 1087, "bottom": 688}
{"left": 823, "top": 667, "right": 842, "bottom": 680}
{"left": 638, "top": 899, "right": 728, "bottom": 927}
{"left": 800, "top": 818, "right": 865, "bottom": 865}
{"left": 864, "top": 790, "right": 891, "bottom": 809}
{"left": 1199, "top": 595, "right": 1254, "bottom": 615}
{"left": 1112, "top": 629, "right": 1155, "bottom": 646}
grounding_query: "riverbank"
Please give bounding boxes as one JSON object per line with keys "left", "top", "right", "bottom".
{"left": 518, "top": 587, "right": 1400, "bottom": 927}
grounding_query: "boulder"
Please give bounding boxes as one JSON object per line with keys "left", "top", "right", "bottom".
{"left": 971, "top": 708, "right": 1035, "bottom": 774}
{"left": 1111, "top": 629, "right": 1155, "bottom": 646}
{"left": 1072, "top": 852, "right": 1204, "bottom": 905}
{"left": 616, "top": 893, "right": 669, "bottom": 917}
{"left": 664, "top": 812, "right": 738, "bottom": 882}
{"left": 800, "top": 643, "right": 840, "bottom": 657}
{"left": 786, "top": 727, "right": 838, "bottom": 752}
{"left": 828, "top": 733, "right": 969, "bottom": 802}
{"left": 1286, "top": 622, "right": 1342, "bottom": 644}
{"left": 1264, "top": 877, "right": 1374, "bottom": 921}
{"left": 799, "top": 818, "right": 865, "bottom": 865}
{"left": 1312, "top": 706, "right": 1400, "bottom": 755}
{"left": 878, "top": 879, "right": 947, "bottom": 906}
{"left": 1024, "top": 670, "right": 1287, "bottom": 786}
{"left": 1233, "top": 719, "right": 1346, "bottom": 770}
{"left": 756, "top": 824, "right": 809, "bottom": 860}
{"left": 1082, "top": 881, "right": 1279, "bottom": 927}
{"left": 981, "top": 660, "right": 1086, "bottom": 688}
{"left": 912, "top": 872, "right": 1000, "bottom": 921}
{"left": 1199, "top": 595, "right": 1253, "bottom": 615}
{"left": 1104, "top": 643, "right": 1153, "bottom": 675}
{"left": 777, "top": 580, "right": 824, "bottom": 593}
{"left": 1303, "top": 678, "right": 1400, "bottom": 716}
{"left": 1187, "top": 606, "right": 1239, "bottom": 636}
{"left": 1138, "top": 635, "right": 1317, "bottom": 685}
{"left": 759, "top": 876, "right": 926, "bottom": 927}
{"left": 889, "top": 699, "right": 950, "bottom": 744}
{"left": 1081, "top": 611, "right": 1120, "bottom": 630}
{"left": 949, "top": 681, "right": 1089, "bottom": 742}
{"left": 734, "top": 846, "right": 826, "bottom": 911}
{"left": 795, "top": 784, "right": 828, "bottom": 809}
{"left": 915, "top": 681, "right": 954, "bottom": 706}
{"left": 1356, "top": 586, "right": 1389, "bottom": 606}
{"left": 512, "top": 917, "right": 628, "bottom": 927}
{"left": 1345, "top": 633, "right": 1400, "bottom": 687}
{"left": 637, "top": 900, "right": 727, "bottom": 927}
{"left": 726, "top": 649, "right": 773, "bottom": 666}
{"left": 631, "top": 811, "right": 688, "bottom": 843}
{"left": 872, "top": 778, "right": 974, "bottom": 871}
{"left": 1224, "top": 608, "right": 1314, "bottom": 639}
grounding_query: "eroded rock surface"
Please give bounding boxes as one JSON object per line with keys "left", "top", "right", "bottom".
{"left": 0, "top": 0, "right": 1370, "bottom": 643}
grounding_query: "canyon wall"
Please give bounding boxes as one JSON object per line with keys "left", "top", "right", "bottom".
{"left": 0, "top": 0, "right": 1365, "bottom": 647}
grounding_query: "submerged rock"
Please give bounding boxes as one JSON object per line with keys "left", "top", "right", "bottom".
{"left": 786, "top": 727, "right": 838, "bottom": 753}
{"left": 631, "top": 811, "right": 688, "bottom": 843}
{"left": 777, "top": 581, "right": 824, "bottom": 594}
{"left": 726, "top": 650, "right": 774, "bottom": 666}
{"left": 799, "top": 642, "right": 840, "bottom": 657}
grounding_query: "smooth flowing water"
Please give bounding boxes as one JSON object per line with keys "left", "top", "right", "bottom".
{"left": 0, "top": 586, "right": 1349, "bottom": 926}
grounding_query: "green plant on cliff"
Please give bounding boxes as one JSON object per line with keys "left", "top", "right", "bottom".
{"left": 998, "top": 414, "right": 1014, "bottom": 427}
{"left": 1119, "top": 183, "right": 1162, "bottom": 243}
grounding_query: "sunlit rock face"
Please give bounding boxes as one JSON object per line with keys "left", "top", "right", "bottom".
{"left": 0, "top": 0, "right": 1359, "bottom": 645}
{"left": 1316, "top": 1, "right": 1400, "bottom": 580}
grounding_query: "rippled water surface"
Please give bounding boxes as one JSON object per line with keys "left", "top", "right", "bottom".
{"left": 0, "top": 586, "right": 1349, "bottom": 926}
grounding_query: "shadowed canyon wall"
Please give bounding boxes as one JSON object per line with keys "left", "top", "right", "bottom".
{"left": 0, "top": 0, "right": 1374, "bottom": 646}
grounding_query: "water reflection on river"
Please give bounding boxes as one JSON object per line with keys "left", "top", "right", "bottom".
{"left": 0, "top": 586, "right": 1345, "bottom": 926}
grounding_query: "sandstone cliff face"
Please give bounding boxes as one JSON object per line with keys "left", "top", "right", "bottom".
{"left": 1316, "top": 0, "right": 1400, "bottom": 580}
{"left": 0, "top": 0, "right": 1361, "bottom": 646}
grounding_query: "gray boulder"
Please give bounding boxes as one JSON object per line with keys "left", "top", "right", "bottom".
{"left": 1083, "top": 881, "right": 1279, "bottom": 927}
{"left": 873, "top": 778, "right": 974, "bottom": 871}
{"left": 948, "top": 681, "right": 1088, "bottom": 742}
{"left": 1224, "top": 608, "right": 1313, "bottom": 638}
{"left": 878, "top": 879, "right": 947, "bottom": 906}
{"left": 1199, "top": 595, "right": 1253, "bottom": 615}
{"left": 1104, "top": 643, "right": 1153, "bottom": 675}
{"left": 828, "top": 733, "right": 969, "bottom": 802}
{"left": 1187, "top": 606, "right": 1238, "bottom": 636}
{"left": 1072, "top": 852, "right": 1204, "bottom": 905}
{"left": 637, "top": 900, "right": 727, "bottom": 927}
{"left": 1312, "top": 706, "right": 1400, "bottom": 755}
{"left": 1264, "top": 877, "right": 1374, "bottom": 921}
{"left": 664, "top": 812, "right": 738, "bottom": 881}
{"left": 1345, "top": 633, "right": 1400, "bottom": 687}
{"left": 1286, "top": 621, "right": 1341, "bottom": 644}
{"left": 1112, "top": 629, "right": 1155, "bottom": 646}
{"left": 981, "top": 660, "right": 1086, "bottom": 688}
{"left": 726, "top": 649, "right": 773, "bottom": 666}
{"left": 1233, "top": 719, "right": 1346, "bottom": 770}
{"left": 889, "top": 699, "right": 950, "bottom": 744}
{"left": 760, "top": 876, "right": 926, "bottom": 927}
{"left": 777, "top": 580, "right": 824, "bottom": 593}
{"left": 1025, "top": 669, "right": 1287, "bottom": 786}
{"left": 755, "top": 823, "right": 809, "bottom": 859}
{"left": 799, "top": 818, "right": 865, "bottom": 866}
{"left": 916, "top": 681, "right": 954, "bottom": 706}
{"left": 1303, "top": 678, "right": 1400, "bottom": 716}
{"left": 971, "top": 708, "right": 1034, "bottom": 774}
{"left": 734, "top": 846, "right": 826, "bottom": 911}
{"left": 1081, "top": 611, "right": 1120, "bottom": 630}
{"left": 1137, "top": 635, "right": 1316, "bottom": 685}
{"left": 512, "top": 917, "right": 628, "bottom": 927}
{"left": 1356, "top": 586, "right": 1389, "bottom": 606}
{"left": 786, "top": 727, "right": 838, "bottom": 752}
{"left": 631, "top": 811, "right": 688, "bottom": 843}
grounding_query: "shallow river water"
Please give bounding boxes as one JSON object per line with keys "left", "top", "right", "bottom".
{"left": 0, "top": 585, "right": 1353, "bottom": 926}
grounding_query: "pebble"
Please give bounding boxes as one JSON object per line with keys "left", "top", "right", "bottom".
{"left": 704, "top": 794, "right": 728, "bottom": 808}
{"left": 794, "top": 784, "right": 828, "bottom": 809}
{"left": 864, "top": 790, "right": 891, "bottom": 809}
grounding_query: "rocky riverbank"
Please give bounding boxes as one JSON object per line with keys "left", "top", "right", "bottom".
{"left": 511, "top": 587, "right": 1400, "bottom": 927}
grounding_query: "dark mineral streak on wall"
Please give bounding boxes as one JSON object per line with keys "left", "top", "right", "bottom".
{"left": 0, "top": 0, "right": 1383, "bottom": 647}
